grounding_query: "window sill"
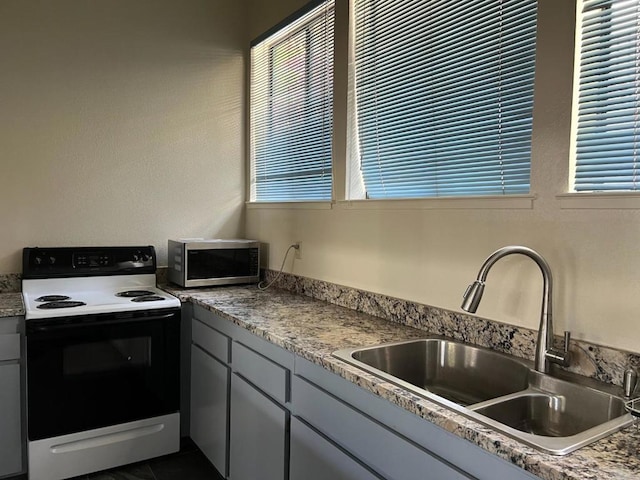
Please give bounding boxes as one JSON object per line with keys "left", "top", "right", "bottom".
{"left": 246, "top": 201, "right": 333, "bottom": 210}
{"left": 557, "top": 192, "right": 640, "bottom": 209}
{"left": 336, "top": 195, "right": 536, "bottom": 210}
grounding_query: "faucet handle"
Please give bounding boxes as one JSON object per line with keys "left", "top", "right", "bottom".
{"left": 563, "top": 331, "right": 571, "bottom": 354}
{"left": 546, "top": 330, "right": 571, "bottom": 367}
{"left": 624, "top": 368, "right": 638, "bottom": 398}
{"left": 558, "top": 330, "right": 572, "bottom": 367}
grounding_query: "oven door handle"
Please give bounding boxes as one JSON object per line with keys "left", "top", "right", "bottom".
{"left": 27, "top": 312, "right": 178, "bottom": 333}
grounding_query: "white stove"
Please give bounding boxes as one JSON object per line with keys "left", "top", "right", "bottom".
{"left": 22, "top": 246, "right": 181, "bottom": 480}
{"left": 23, "top": 274, "right": 180, "bottom": 320}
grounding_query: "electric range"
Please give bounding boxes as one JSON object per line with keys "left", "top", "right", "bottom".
{"left": 22, "top": 246, "right": 181, "bottom": 480}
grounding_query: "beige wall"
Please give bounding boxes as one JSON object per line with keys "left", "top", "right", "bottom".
{"left": 0, "top": 0, "right": 247, "bottom": 272}
{"left": 246, "top": 0, "right": 640, "bottom": 353}
{"left": 3, "top": 0, "right": 638, "bottom": 353}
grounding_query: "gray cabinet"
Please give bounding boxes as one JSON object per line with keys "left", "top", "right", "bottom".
{"left": 228, "top": 335, "right": 292, "bottom": 480}
{"left": 0, "top": 316, "right": 23, "bottom": 479}
{"left": 190, "top": 344, "right": 229, "bottom": 476}
{"left": 290, "top": 417, "right": 380, "bottom": 480}
{"left": 189, "top": 305, "right": 294, "bottom": 480}
{"left": 187, "top": 304, "right": 538, "bottom": 480}
{"left": 229, "top": 373, "right": 288, "bottom": 480}
{"left": 190, "top": 316, "right": 231, "bottom": 477}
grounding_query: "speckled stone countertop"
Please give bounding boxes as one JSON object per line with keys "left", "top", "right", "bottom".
{"left": 164, "top": 284, "right": 640, "bottom": 480}
{"left": 0, "top": 293, "right": 24, "bottom": 318}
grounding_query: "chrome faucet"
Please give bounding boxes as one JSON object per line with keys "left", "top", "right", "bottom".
{"left": 461, "top": 246, "right": 570, "bottom": 374}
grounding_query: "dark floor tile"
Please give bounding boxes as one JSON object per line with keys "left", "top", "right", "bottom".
{"left": 178, "top": 437, "right": 199, "bottom": 454}
{"left": 150, "top": 450, "right": 223, "bottom": 480}
{"left": 86, "top": 463, "right": 155, "bottom": 480}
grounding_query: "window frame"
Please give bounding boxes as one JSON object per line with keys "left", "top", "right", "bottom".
{"left": 562, "top": 0, "right": 640, "bottom": 209}
{"left": 247, "top": 0, "right": 539, "bottom": 211}
{"left": 248, "top": 0, "right": 335, "bottom": 204}
{"left": 345, "top": 1, "right": 537, "bottom": 201}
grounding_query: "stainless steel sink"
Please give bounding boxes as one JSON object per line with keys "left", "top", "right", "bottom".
{"left": 350, "top": 339, "right": 531, "bottom": 406}
{"left": 333, "top": 338, "right": 634, "bottom": 455}
{"left": 473, "top": 392, "right": 624, "bottom": 437}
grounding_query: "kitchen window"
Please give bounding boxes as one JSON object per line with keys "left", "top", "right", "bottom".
{"left": 249, "top": 0, "right": 335, "bottom": 202}
{"left": 346, "top": 0, "right": 538, "bottom": 200}
{"left": 572, "top": 0, "right": 640, "bottom": 193}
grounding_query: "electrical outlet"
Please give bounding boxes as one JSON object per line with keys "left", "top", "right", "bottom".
{"left": 294, "top": 241, "right": 302, "bottom": 260}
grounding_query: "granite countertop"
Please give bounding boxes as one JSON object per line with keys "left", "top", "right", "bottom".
{"left": 0, "top": 293, "right": 24, "bottom": 318}
{"left": 165, "top": 284, "right": 640, "bottom": 480}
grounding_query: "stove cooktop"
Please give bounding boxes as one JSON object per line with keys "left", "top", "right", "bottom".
{"left": 22, "top": 246, "right": 181, "bottom": 320}
{"left": 22, "top": 275, "right": 180, "bottom": 320}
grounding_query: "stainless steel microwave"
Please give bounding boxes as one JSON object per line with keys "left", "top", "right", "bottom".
{"left": 167, "top": 239, "right": 260, "bottom": 287}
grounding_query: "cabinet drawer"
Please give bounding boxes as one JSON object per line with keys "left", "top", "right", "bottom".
{"left": 0, "top": 333, "right": 20, "bottom": 362}
{"left": 293, "top": 375, "right": 472, "bottom": 480}
{"left": 291, "top": 417, "right": 381, "bottom": 480}
{"left": 233, "top": 342, "right": 289, "bottom": 404}
{"left": 192, "top": 319, "right": 230, "bottom": 364}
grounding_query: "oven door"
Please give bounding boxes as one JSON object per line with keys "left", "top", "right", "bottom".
{"left": 26, "top": 308, "right": 180, "bottom": 441}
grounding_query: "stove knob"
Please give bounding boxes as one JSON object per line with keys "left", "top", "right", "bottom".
{"left": 132, "top": 254, "right": 140, "bottom": 262}
{"left": 34, "top": 256, "right": 43, "bottom": 265}
{"left": 49, "top": 256, "right": 56, "bottom": 265}
{"left": 141, "top": 254, "right": 150, "bottom": 262}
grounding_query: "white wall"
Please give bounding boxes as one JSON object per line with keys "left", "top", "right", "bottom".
{"left": 0, "top": 0, "right": 247, "bottom": 272}
{"left": 246, "top": 0, "right": 640, "bottom": 353}
{"left": 247, "top": 0, "right": 308, "bottom": 40}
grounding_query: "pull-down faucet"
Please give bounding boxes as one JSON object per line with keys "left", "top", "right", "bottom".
{"left": 461, "top": 246, "right": 571, "bottom": 374}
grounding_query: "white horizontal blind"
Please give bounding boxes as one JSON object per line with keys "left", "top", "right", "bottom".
{"left": 250, "top": 1, "right": 334, "bottom": 201}
{"left": 352, "top": 0, "right": 537, "bottom": 199}
{"left": 574, "top": 0, "right": 640, "bottom": 191}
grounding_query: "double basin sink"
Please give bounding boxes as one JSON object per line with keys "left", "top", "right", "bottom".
{"left": 333, "top": 338, "right": 634, "bottom": 455}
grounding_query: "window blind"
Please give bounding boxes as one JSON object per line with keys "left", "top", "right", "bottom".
{"left": 250, "top": 0, "right": 334, "bottom": 202}
{"left": 574, "top": 0, "right": 640, "bottom": 192}
{"left": 351, "top": 0, "right": 537, "bottom": 199}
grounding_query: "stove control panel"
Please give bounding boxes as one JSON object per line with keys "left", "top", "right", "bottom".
{"left": 23, "top": 246, "right": 157, "bottom": 278}
{"left": 74, "top": 253, "right": 113, "bottom": 268}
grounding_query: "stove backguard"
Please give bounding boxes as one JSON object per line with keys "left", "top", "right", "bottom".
{"left": 22, "top": 246, "right": 157, "bottom": 279}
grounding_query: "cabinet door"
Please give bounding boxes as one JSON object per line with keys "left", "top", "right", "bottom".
{"left": 190, "top": 345, "right": 229, "bottom": 477}
{"left": 293, "top": 375, "right": 472, "bottom": 480}
{"left": 0, "top": 363, "right": 22, "bottom": 477}
{"left": 290, "top": 417, "right": 380, "bottom": 480}
{"left": 229, "top": 374, "right": 287, "bottom": 480}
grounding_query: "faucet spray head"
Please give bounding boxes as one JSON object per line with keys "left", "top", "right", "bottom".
{"left": 461, "top": 280, "right": 485, "bottom": 313}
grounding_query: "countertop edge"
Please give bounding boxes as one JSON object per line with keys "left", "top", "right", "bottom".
{"left": 0, "top": 293, "right": 25, "bottom": 318}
